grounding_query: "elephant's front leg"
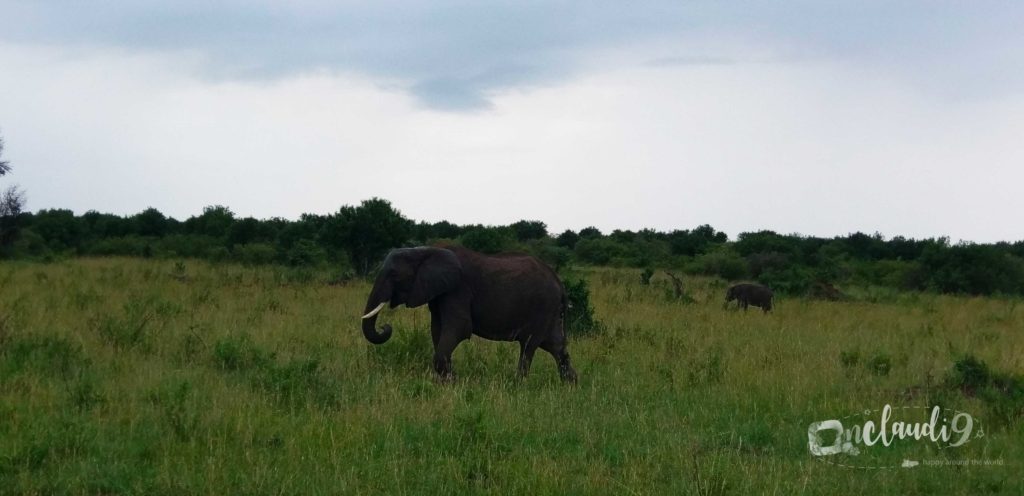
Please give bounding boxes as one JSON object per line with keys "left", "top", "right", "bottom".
{"left": 432, "top": 314, "right": 470, "bottom": 381}
{"left": 433, "top": 332, "right": 467, "bottom": 380}
{"left": 428, "top": 302, "right": 442, "bottom": 347}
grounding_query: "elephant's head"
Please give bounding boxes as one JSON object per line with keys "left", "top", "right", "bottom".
{"left": 723, "top": 286, "right": 738, "bottom": 307}
{"left": 360, "top": 247, "right": 462, "bottom": 344}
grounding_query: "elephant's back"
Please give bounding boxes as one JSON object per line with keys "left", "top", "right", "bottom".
{"left": 479, "top": 255, "right": 561, "bottom": 296}
{"left": 467, "top": 253, "right": 563, "bottom": 338}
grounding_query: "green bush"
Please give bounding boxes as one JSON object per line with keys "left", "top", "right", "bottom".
{"left": 946, "top": 355, "right": 1024, "bottom": 424}
{"left": 574, "top": 238, "right": 622, "bottom": 266}
{"left": 690, "top": 248, "right": 748, "bottom": 281}
{"left": 9, "top": 228, "right": 50, "bottom": 259}
{"left": 640, "top": 267, "right": 654, "bottom": 285}
{"left": 920, "top": 243, "right": 1024, "bottom": 295}
{"left": 867, "top": 353, "right": 892, "bottom": 376}
{"left": 286, "top": 239, "right": 327, "bottom": 267}
{"left": 757, "top": 266, "right": 814, "bottom": 295}
{"left": 746, "top": 252, "right": 789, "bottom": 279}
{"left": 156, "top": 234, "right": 221, "bottom": 259}
{"left": 862, "top": 259, "right": 923, "bottom": 289}
{"left": 85, "top": 236, "right": 152, "bottom": 257}
{"left": 207, "top": 246, "right": 230, "bottom": 263}
{"left": 233, "top": 243, "right": 278, "bottom": 266}
{"left": 523, "top": 239, "right": 571, "bottom": 272}
{"left": 563, "top": 278, "right": 603, "bottom": 336}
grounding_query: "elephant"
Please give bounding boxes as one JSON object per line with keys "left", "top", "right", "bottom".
{"left": 360, "top": 245, "right": 578, "bottom": 382}
{"left": 724, "top": 283, "right": 774, "bottom": 313}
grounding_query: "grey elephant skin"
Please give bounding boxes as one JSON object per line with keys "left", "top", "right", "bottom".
{"left": 361, "top": 246, "right": 577, "bottom": 382}
{"left": 724, "top": 283, "right": 774, "bottom": 313}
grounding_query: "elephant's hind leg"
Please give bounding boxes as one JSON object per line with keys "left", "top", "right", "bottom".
{"left": 541, "top": 340, "right": 578, "bottom": 384}
{"left": 517, "top": 333, "right": 544, "bottom": 379}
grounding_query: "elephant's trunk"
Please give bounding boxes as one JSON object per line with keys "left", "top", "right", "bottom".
{"left": 361, "top": 275, "right": 393, "bottom": 345}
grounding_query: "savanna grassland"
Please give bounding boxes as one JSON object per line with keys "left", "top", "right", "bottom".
{"left": 1, "top": 258, "right": 1022, "bottom": 495}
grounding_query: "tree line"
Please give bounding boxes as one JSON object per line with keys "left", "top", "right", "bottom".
{"left": 2, "top": 197, "right": 1023, "bottom": 296}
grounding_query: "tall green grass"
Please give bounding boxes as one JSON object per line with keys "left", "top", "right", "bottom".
{"left": 0, "top": 258, "right": 1021, "bottom": 494}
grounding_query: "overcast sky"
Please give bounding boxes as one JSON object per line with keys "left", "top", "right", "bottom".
{"left": 1, "top": 2, "right": 1022, "bottom": 242}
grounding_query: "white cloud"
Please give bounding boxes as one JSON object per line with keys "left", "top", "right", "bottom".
{"left": 0, "top": 41, "right": 1021, "bottom": 241}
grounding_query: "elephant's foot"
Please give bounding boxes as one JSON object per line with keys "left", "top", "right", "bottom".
{"left": 560, "top": 366, "right": 578, "bottom": 384}
{"left": 433, "top": 356, "right": 455, "bottom": 383}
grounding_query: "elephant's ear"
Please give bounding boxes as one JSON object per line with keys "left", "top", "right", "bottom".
{"left": 406, "top": 248, "right": 462, "bottom": 308}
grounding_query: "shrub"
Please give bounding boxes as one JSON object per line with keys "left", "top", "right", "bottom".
{"left": 640, "top": 267, "right": 654, "bottom": 285}
{"left": 919, "top": 242, "right": 1024, "bottom": 295}
{"left": 207, "top": 246, "right": 230, "bottom": 263}
{"left": 9, "top": 228, "right": 50, "bottom": 259}
{"left": 563, "top": 278, "right": 603, "bottom": 336}
{"left": 867, "top": 354, "right": 892, "bottom": 376}
{"left": 746, "top": 252, "right": 789, "bottom": 279}
{"left": 286, "top": 239, "right": 326, "bottom": 267}
{"left": 868, "top": 259, "right": 925, "bottom": 290}
{"left": 155, "top": 234, "right": 222, "bottom": 258}
{"left": 524, "top": 240, "right": 571, "bottom": 272}
{"left": 85, "top": 235, "right": 152, "bottom": 257}
{"left": 574, "top": 238, "right": 622, "bottom": 266}
{"left": 690, "top": 248, "right": 748, "bottom": 281}
{"left": 233, "top": 243, "right": 278, "bottom": 266}
{"left": 946, "top": 355, "right": 1024, "bottom": 424}
{"left": 757, "top": 266, "right": 814, "bottom": 295}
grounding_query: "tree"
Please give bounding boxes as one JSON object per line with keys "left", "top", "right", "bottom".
{"left": 510, "top": 220, "right": 547, "bottom": 241}
{"left": 460, "top": 226, "right": 514, "bottom": 254}
{"left": 132, "top": 207, "right": 169, "bottom": 237}
{"left": 411, "top": 220, "right": 464, "bottom": 243}
{"left": 278, "top": 214, "right": 323, "bottom": 251}
{"left": 321, "top": 198, "right": 413, "bottom": 275}
{"left": 0, "top": 134, "right": 10, "bottom": 177}
{"left": 609, "top": 229, "right": 635, "bottom": 243}
{"left": 0, "top": 134, "right": 25, "bottom": 251}
{"left": 555, "top": 229, "right": 579, "bottom": 249}
{"left": 734, "top": 230, "right": 799, "bottom": 257}
{"left": 0, "top": 186, "right": 25, "bottom": 249}
{"left": 185, "top": 205, "right": 235, "bottom": 237}
{"left": 31, "top": 209, "right": 82, "bottom": 252}
{"left": 431, "top": 220, "right": 464, "bottom": 240}
{"left": 226, "top": 217, "right": 262, "bottom": 247}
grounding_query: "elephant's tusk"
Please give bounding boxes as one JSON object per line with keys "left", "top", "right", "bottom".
{"left": 362, "top": 302, "right": 386, "bottom": 319}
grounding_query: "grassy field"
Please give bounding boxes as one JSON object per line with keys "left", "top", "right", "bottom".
{"left": 0, "top": 257, "right": 1021, "bottom": 494}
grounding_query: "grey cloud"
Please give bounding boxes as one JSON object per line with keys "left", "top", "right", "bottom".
{"left": 645, "top": 55, "right": 736, "bottom": 67}
{"left": 2, "top": 1, "right": 1022, "bottom": 110}
{"left": 410, "top": 79, "right": 494, "bottom": 112}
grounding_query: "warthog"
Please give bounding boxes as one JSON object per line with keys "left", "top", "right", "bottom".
{"left": 724, "top": 283, "right": 774, "bottom": 313}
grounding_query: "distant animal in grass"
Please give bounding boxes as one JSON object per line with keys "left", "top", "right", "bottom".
{"left": 724, "top": 283, "right": 774, "bottom": 313}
